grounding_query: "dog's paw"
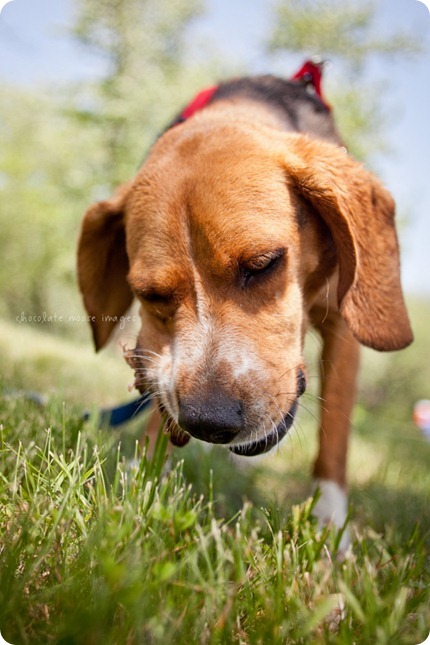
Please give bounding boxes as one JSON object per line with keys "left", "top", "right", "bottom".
{"left": 313, "top": 479, "right": 351, "bottom": 554}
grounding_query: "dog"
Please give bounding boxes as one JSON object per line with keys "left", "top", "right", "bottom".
{"left": 77, "top": 67, "right": 413, "bottom": 547}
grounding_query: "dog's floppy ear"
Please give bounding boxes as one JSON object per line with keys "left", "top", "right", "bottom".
{"left": 77, "top": 182, "right": 134, "bottom": 351}
{"left": 283, "top": 134, "right": 413, "bottom": 351}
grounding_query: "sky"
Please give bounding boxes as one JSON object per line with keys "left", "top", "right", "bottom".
{"left": 0, "top": 0, "right": 429, "bottom": 295}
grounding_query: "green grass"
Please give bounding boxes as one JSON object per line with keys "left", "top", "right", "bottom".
{"left": 1, "top": 303, "right": 430, "bottom": 644}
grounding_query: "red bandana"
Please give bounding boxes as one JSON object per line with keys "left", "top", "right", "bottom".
{"left": 179, "top": 85, "right": 218, "bottom": 120}
{"left": 291, "top": 59, "right": 330, "bottom": 109}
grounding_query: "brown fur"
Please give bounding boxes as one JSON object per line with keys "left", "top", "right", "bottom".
{"left": 77, "top": 91, "right": 412, "bottom": 489}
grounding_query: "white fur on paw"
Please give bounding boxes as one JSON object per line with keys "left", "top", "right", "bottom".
{"left": 313, "top": 479, "right": 350, "bottom": 552}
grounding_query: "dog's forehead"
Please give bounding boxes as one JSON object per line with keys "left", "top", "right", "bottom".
{"left": 126, "top": 128, "right": 297, "bottom": 267}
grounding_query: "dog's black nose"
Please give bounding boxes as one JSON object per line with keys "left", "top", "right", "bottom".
{"left": 178, "top": 394, "right": 243, "bottom": 444}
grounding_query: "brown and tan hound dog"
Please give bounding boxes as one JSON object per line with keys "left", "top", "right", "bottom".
{"left": 77, "top": 73, "right": 413, "bottom": 548}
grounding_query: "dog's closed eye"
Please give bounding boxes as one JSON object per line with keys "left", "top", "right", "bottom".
{"left": 141, "top": 290, "right": 173, "bottom": 305}
{"left": 137, "top": 289, "right": 177, "bottom": 323}
{"left": 240, "top": 248, "right": 286, "bottom": 288}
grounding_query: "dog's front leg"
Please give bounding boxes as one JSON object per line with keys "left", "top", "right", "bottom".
{"left": 310, "top": 308, "right": 360, "bottom": 548}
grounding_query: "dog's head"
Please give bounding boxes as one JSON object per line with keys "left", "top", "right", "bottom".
{"left": 78, "top": 120, "right": 412, "bottom": 455}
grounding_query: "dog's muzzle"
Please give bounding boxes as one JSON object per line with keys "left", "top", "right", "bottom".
{"left": 177, "top": 369, "right": 306, "bottom": 457}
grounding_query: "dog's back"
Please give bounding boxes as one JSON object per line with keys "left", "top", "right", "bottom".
{"left": 168, "top": 74, "right": 342, "bottom": 145}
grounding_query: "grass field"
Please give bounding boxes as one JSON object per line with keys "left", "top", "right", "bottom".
{"left": 1, "top": 301, "right": 430, "bottom": 644}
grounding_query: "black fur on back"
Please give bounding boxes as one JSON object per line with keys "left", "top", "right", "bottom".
{"left": 168, "top": 74, "right": 341, "bottom": 145}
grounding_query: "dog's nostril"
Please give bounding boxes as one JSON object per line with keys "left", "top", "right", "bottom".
{"left": 177, "top": 395, "right": 243, "bottom": 444}
{"left": 297, "top": 369, "right": 307, "bottom": 397}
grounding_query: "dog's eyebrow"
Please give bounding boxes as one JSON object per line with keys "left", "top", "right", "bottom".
{"left": 127, "top": 267, "right": 188, "bottom": 302}
{"left": 129, "top": 263, "right": 171, "bottom": 285}
{"left": 128, "top": 274, "right": 165, "bottom": 297}
{"left": 140, "top": 288, "right": 179, "bottom": 305}
{"left": 127, "top": 273, "right": 148, "bottom": 295}
{"left": 129, "top": 280, "right": 174, "bottom": 300}
{"left": 239, "top": 247, "right": 286, "bottom": 267}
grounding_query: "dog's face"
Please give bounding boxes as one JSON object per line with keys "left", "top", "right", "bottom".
{"left": 78, "top": 121, "right": 412, "bottom": 455}
{"left": 124, "top": 125, "right": 331, "bottom": 455}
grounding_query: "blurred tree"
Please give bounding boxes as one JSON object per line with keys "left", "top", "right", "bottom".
{"left": 267, "top": 0, "right": 420, "bottom": 159}
{"left": 69, "top": 0, "right": 205, "bottom": 191}
{"left": 0, "top": 86, "right": 84, "bottom": 321}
